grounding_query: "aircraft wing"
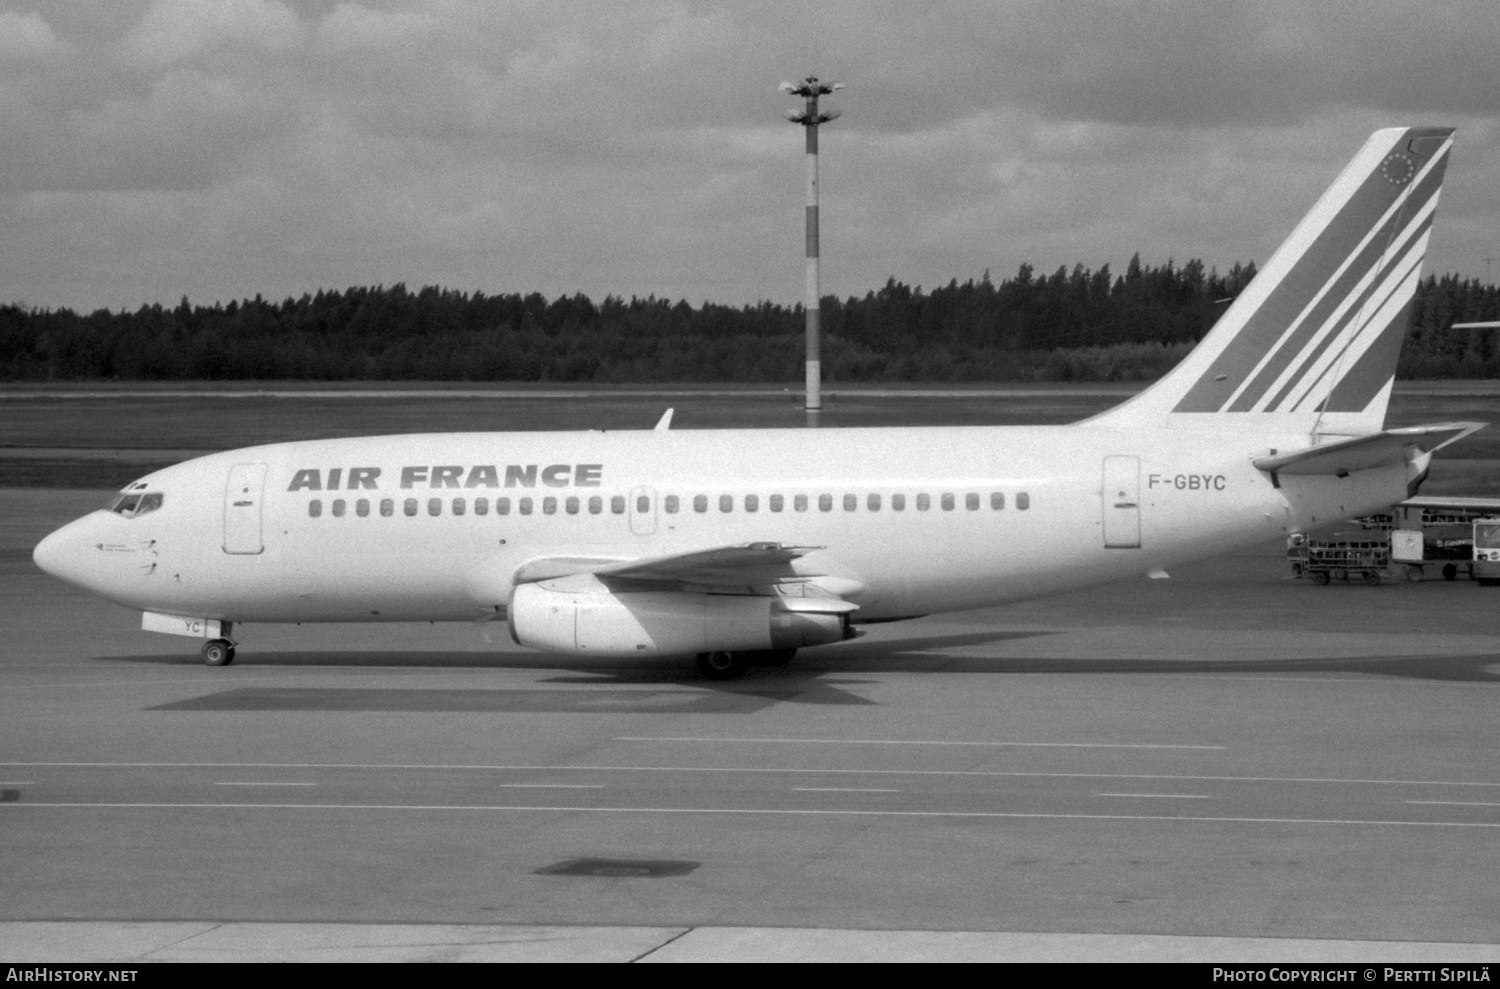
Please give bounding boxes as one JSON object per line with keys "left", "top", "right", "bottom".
{"left": 1252, "top": 422, "right": 1485, "bottom": 476}
{"left": 600, "top": 542, "right": 823, "bottom": 585}
{"left": 513, "top": 542, "right": 827, "bottom": 588}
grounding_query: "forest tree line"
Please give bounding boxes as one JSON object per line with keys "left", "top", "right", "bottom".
{"left": 3, "top": 256, "right": 1497, "bottom": 383}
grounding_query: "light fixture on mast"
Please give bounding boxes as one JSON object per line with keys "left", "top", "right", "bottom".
{"left": 780, "top": 76, "right": 842, "bottom": 415}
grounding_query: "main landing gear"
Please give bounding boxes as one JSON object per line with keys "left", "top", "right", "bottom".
{"left": 201, "top": 621, "right": 236, "bottom": 666}
{"left": 694, "top": 648, "right": 797, "bottom": 680}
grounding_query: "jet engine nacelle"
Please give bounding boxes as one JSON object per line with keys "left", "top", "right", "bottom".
{"left": 507, "top": 578, "right": 850, "bottom": 658}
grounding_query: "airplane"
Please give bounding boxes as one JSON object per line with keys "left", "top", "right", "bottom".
{"left": 32, "top": 126, "right": 1484, "bottom": 680}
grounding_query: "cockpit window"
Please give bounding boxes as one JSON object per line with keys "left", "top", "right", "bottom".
{"left": 107, "top": 491, "right": 163, "bottom": 518}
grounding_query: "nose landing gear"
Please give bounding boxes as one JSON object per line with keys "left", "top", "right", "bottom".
{"left": 200, "top": 620, "right": 236, "bottom": 666}
{"left": 201, "top": 638, "right": 236, "bottom": 666}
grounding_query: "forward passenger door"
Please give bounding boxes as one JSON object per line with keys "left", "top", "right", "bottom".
{"left": 223, "top": 463, "right": 267, "bottom": 554}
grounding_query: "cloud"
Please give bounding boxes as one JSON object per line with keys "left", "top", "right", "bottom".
{"left": 119, "top": 0, "right": 305, "bottom": 68}
{"left": 0, "top": 64, "right": 295, "bottom": 194}
{"left": 0, "top": 10, "right": 72, "bottom": 61}
{"left": 313, "top": 2, "right": 440, "bottom": 53}
{"left": 2, "top": 0, "right": 1498, "bottom": 312}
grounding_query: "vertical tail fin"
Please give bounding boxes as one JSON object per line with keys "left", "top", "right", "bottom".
{"left": 1088, "top": 127, "right": 1455, "bottom": 435}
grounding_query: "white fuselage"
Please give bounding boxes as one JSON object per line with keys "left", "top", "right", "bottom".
{"left": 36, "top": 423, "right": 1410, "bottom": 628}
{"left": 29, "top": 127, "right": 1462, "bottom": 662}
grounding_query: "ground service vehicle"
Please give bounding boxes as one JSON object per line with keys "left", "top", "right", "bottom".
{"left": 1475, "top": 519, "right": 1500, "bottom": 586}
{"left": 1288, "top": 531, "right": 1391, "bottom": 585}
{"left": 1291, "top": 496, "right": 1500, "bottom": 584}
{"left": 1387, "top": 496, "right": 1500, "bottom": 581}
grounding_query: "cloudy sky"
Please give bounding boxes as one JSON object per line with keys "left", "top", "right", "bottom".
{"left": 4, "top": 0, "right": 1499, "bottom": 313}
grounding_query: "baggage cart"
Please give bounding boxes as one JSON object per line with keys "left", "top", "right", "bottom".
{"left": 1288, "top": 532, "right": 1391, "bottom": 585}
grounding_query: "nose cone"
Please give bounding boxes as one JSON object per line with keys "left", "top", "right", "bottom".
{"left": 33, "top": 516, "right": 98, "bottom": 590}
{"left": 33, "top": 525, "right": 70, "bottom": 578}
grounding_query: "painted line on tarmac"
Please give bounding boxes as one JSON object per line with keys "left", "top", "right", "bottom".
{"left": 213, "top": 782, "right": 317, "bottom": 787}
{"left": 0, "top": 673, "right": 405, "bottom": 690}
{"left": 614, "top": 736, "right": 1225, "bottom": 750}
{"left": 1139, "top": 672, "right": 1500, "bottom": 688}
{"left": 1405, "top": 800, "right": 1500, "bottom": 807}
{"left": 4, "top": 920, "right": 1498, "bottom": 963}
{"left": 10, "top": 802, "right": 1500, "bottom": 828}
{"left": 6, "top": 761, "right": 1500, "bottom": 789}
{"left": 1096, "top": 793, "right": 1213, "bottom": 799}
{"left": 1, "top": 669, "right": 497, "bottom": 689}
{"left": 791, "top": 787, "right": 900, "bottom": 793}
{"left": 1, "top": 677, "right": 260, "bottom": 690}
{"left": 498, "top": 784, "right": 604, "bottom": 789}
{"left": 26, "top": 668, "right": 1489, "bottom": 689}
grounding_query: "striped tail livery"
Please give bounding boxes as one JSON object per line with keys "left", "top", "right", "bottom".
{"left": 1091, "top": 126, "right": 1455, "bottom": 438}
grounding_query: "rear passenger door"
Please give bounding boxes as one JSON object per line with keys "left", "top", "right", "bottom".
{"left": 1102, "top": 455, "right": 1141, "bottom": 549}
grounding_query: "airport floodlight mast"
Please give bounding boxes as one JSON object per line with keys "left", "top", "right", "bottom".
{"left": 781, "top": 76, "right": 842, "bottom": 414}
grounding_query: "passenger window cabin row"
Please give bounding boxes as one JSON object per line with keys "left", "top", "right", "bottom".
{"left": 306, "top": 490, "right": 1032, "bottom": 519}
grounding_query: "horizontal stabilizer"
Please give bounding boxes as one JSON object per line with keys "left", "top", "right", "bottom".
{"left": 1252, "top": 422, "right": 1484, "bottom": 476}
